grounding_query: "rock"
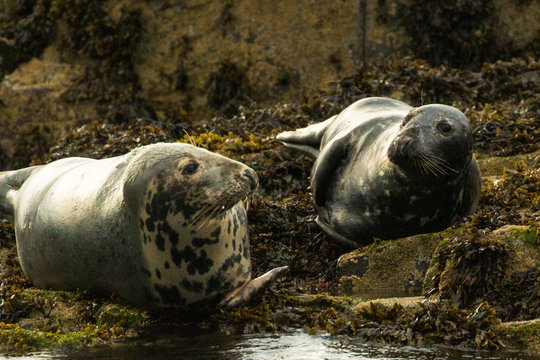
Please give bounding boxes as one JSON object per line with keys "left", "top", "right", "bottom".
{"left": 0, "top": 48, "right": 97, "bottom": 168}
{"left": 477, "top": 150, "right": 540, "bottom": 177}
{"left": 0, "top": 37, "right": 17, "bottom": 74}
{"left": 503, "top": 318, "right": 540, "bottom": 353}
{"left": 352, "top": 296, "right": 424, "bottom": 311}
{"left": 337, "top": 231, "right": 453, "bottom": 298}
{"left": 424, "top": 225, "right": 539, "bottom": 318}
{"left": 130, "top": 0, "right": 360, "bottom": 117}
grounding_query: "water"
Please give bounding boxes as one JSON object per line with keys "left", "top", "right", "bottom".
{"left": 5, "top": 330, "right": 538, "bottom": 360}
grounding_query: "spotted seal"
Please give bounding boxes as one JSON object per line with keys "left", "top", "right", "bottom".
{"left": 277, "top": 97, "right": 481, "bottom": 248}
{"left": 0, "top": 143, "right": 287, "bottom": 311}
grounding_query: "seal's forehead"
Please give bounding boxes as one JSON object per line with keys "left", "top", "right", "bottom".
{"left": 414, "top": 104, "right": 469, "bottom": 126}
{"left": 134, "top": 142, "right": 213, "bottom": 162}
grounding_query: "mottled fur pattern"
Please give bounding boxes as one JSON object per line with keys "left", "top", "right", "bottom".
{"left": 0, "top": 143, "right": 287, "bottom": 311}
{"left": 277, "top": 97, "right": 481, "bottom": 248}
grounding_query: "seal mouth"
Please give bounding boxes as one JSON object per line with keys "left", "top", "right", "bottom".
{"left": 189, "top": 169, "right": 258, "bottom": 228}
{"left": 389, "top": 137, "right": 458, "bottom": 177}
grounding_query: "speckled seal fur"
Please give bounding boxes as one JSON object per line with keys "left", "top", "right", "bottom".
{"left": 277, "top": 97, "right": 481, "bottom": 248}
{"left": 0, "top": 143, "right": 287, "bottom": 311}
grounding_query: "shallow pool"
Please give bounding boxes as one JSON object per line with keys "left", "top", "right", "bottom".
{"left": 10, "top": 330, "right": 539, "bottom": 360}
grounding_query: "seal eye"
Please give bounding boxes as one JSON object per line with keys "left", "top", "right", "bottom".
{"left": 182, "top": 162, "right": 199, "bottom": 175}
{"left": 437, "top": 122, "right": 453, "bottom": 134}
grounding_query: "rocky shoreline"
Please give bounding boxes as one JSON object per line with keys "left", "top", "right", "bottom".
{"left": 0, "top": 1, "right": 538, "bottom": 355}
{"left": 0, "top": 57, "right": 538, "bottom": 354}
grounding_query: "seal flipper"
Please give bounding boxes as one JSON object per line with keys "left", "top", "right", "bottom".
{"left": 219, "top": 266, "right": 289, "bottom": 308}
{"left": 0, "top": 183, "right": 15, "bottom": 220}
{"left": 276, "top": 116, "right": 337, "bottom": 158}
{"left": 310, "top": 128, "right": 354, "bottom": 207}
{"left": 0, "top": 166, "right": 41, "bottom": 220}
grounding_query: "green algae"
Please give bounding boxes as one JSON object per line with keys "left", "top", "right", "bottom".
{"left": 510, "top": 226, "right": 539, "bottom": 246}
{"left": 505, "top": 321, "right": 540, "bottom": 352}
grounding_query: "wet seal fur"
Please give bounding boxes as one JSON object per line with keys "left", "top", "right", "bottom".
{"left": 0, "top": 143, "right": 287, "bottom": 311}
{"left": 277, "top": 97, "right": 481, "bottom": 248}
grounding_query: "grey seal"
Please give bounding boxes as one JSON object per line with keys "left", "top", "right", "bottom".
{"left": 0, "top": 143, "right": 287, "bottom": 311}
{"left": 277, "top": 97, "right": 481, "bottom": 248}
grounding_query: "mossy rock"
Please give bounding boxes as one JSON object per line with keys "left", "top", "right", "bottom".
{"left": 504, "top": 319, "right": 540, "bottom": 353}
{"left": 0, "top": 322, "right": 98, "bottom": 355}
{"left": 96, "top": 304, "right": 148, "bottom": 330}
{"left": 477, "top": 149, "right": 540, "bottom": 177}
{"left": 425, "top": 225, "right": 540, "bottom": 320}
{"left": 337, "top": 229, "right": 462, "bottom": 297}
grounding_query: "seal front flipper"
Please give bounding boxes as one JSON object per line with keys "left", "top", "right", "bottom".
{"left": 310, "top": 128, "right": 355, "bottom": 207}
{"left": 219, "top": 266, "right": 289, "bottom": 308}
{"left": 276, "top": 116, "right": 337, "bottom": 158}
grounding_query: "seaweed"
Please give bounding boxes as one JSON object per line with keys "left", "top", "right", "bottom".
{"left": 53, "top": 0, "right": 153, "bottom": 125}
{"left": 424, "top": 231, "right": 509, "bottom": 308}
{"left": 0, "top": 15, "right": 538, "bottom": 350}
{"left": 207, "top": 61, "right": 252, "bottom": 117}
{"left": 0, "top": 0, "right": 56, "bottom": 67}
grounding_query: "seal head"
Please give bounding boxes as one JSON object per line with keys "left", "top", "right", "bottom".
{"left": 387, "top": 104, "right": 474, "bottom": 182}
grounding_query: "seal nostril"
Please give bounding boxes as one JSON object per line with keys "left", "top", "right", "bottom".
{"left": 402, "top": 138, "right": 412, "bottom": 152}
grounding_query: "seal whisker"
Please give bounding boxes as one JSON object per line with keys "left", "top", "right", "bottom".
{"left": 182, "top": 129, "right": 198, "bottom": 147}
{"left": 191, "top": 203, "right": 215, "bottom": 225}
{"left": 414, "top": 158, "right": 427, "bottom": 176}
{"left": 419, "top": 158, "right": 432, "bottom": 176}
{"left": 426, "top": 157, "right": 451, "bottom": 176}
{"left": 420, "top": 154, "right": 444, "bottom": 177}
{"left": 421, "top": 155, "right": 443, "bottom": 176}
{"left": 423, "top": 153, "right": 459, "bottom": 173}
{"left": 193, "top": 204, "right": 219, "bottom": 230}
{"left": 195, "top": 197, "right": 231, "bottom": 231}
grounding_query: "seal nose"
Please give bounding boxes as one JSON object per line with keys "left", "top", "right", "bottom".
{"left": 388, "top": 136, "right": 412, "bottom": 163}
{"left": 243, "top": 168, "right": 259, "bottom": 191}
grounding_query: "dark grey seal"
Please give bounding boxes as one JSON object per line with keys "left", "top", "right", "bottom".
{"left": 277, "top": 97, "right": 481, "bottom": 248}
{"left": 0, "top": 143, "right": 287, "bottom": 312}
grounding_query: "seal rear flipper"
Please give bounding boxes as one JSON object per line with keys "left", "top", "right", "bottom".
{"left": 0, "top": 167, "right": 41, "bottom": 220}
{"left": 276, "top": 116, "right": 337, "bottom": 158}
{"left": 0, "top": 166, "right": 42, "bottom": 189}
{"left": 0, "top": 184, "right": 16, "bottom": 220}
{"left": 219, "top": 266, "right": 289, "bottom": 308}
